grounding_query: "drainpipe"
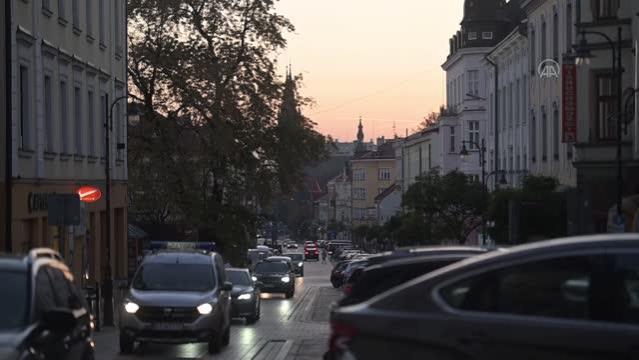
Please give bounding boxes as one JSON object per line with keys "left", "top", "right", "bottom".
{"left": 5, "top": 0, "right": 12, "bottom": 252}
{"left": 485, "top": 57, "right": 500, "bottom": 187}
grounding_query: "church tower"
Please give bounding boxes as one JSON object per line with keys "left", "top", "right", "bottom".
{"left": 354, "top": 117, "right": 367, "bottom": 155}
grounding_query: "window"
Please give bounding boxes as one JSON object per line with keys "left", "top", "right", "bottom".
{"left": 378, "top": 168, "right": 391, "bottom": 181}
{"left": 468, "top": 121, "right": 479, "bottom": 150}
{"left": 515, "top": 79, "right": 520, "bottom": 126}
{"left": 87, "top": 90, "right": 95, "bottom": 156}
{"left": 353, "top": 168, "right": 366, "bottom": 181}
{"left": 60, "top": 80, "right": 69, "bottom": 154}
{"left": 115, "top": 101, "right": 122, "bottom": 160}
{"left": 531, "top": 111, "right": 537, "bottom": 162}
{"left": 99, "top": 0, "right": 105, "bottom": 46}
{"left": 74, "top": 86, "right": 82, "bottom": 155}
{"left": 468, "top": 32, "right": 477, "bottom": 40}
{"left": 467, "top": 70, "right": 479, "bottom": 97}
{"left": 100, "top": 94, "right": 106, "bottom": 158}
{"left": 43, "top": 0, "right": 51, "bottom": 11}
{"left": 353, "top": 188, "right": 366, "bottom": 201}
{"left": 72, "top": 0, "right": 80, "bottom": 30}
{"left": 553, "top": 107, "right": 560, "bottom": 160}
{"left": 530, "top": 27, "right": 536, "bottom": 74}
{"left": 353, "top": 208, "right": 365, "bottom": 220}
{"left": 44, "top": 76, "right": 53, "bottom": 152}
{"left": 441, "top": 255, "right": 596, "bottom": 321}
{"left": 567, "top": 144, "right": 573, "bottom": 160}
{"left": 58, "top": 0, "right": 66, "bottom": 20}
{"left": 566, "top": 3, "right": 573, "bottom": 52}
{"left": 595, "top": 73, "right": 616, "bottom": 140}
{"left": 19, "top": 66, "right": 30, "bottom": 150}
{"left": 542, "top": 108, "right": 548, "bottom": 161}
{"left": 482, "top": 32, "right": 493, "bottom": 40}
{"left": 593, "top": 0, "right": 619, "bottom": 20}
{"left": 607, "top": 254, "right": 639, "bottom": 324}
{"left": 541, "top": 20, "right": 547, "bottom": 60}
{"left": 449, "top": 126, "right": 455, "bottom": 152}
{"left": 553, "top": 11, "right": 559, "bottom": 60}
{"left": 114, "top": 1, "right": 121, "bottom": 53}
{"left": 86, "top": 0, "right": 93, "bottom": 37}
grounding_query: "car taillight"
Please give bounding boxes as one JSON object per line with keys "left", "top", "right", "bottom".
{"left": 343, "top": 283, "right": 353, "bottom": 295}
{"left": 329, "top": 320, "right": 357, "bottom": 353}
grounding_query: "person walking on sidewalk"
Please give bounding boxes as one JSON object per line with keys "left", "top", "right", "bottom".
{"left": 321, "top": 248, "right": 327, "bottom": 263}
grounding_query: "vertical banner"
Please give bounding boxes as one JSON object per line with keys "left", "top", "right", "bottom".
{"left": 562, "top": 63, "right": 577, "bottom": 143}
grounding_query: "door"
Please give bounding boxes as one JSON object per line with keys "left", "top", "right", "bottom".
{"left": 438, "top": 254, "right": 626, "bottom": 360}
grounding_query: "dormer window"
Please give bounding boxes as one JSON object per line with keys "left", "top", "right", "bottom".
{"left": 592, "top": 0, "right": 619, "bottom": 20}
{"left": 482, "top": 32, "right": 493, "bottom": 39}
{"left": 468, "top": 32, "right": 478, "bottom": 40}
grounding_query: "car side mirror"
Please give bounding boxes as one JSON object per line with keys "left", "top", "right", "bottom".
{"left": 42, "top": 308, "right": 77, "bottom": 334}
{"left": 221, "top": 281, "right": 233, "bottom": 291}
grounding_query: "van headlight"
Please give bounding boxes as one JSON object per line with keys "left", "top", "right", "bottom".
{"left": 197, "top": 303, "right": 213, "bottom": 315}
{"left": 124, "top": 301, "right": 140, "bottom": 314}
{"left": 281, "top": 276, "right": 291, "bottom": 283}
{"left": 252, "top": 276, "right": 258, "bottom": 282}
{"left": 298, "top": 262, "right": 303, "bottom": 267}
{"left": 238, "top": 293, "right": 252, "bottom": 301}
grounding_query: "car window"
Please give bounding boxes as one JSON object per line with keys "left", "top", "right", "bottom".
{"left": 132, "top": 263, "right": 216, "bottom": 291}
{"left": 254, "top": 262, "right": 288, "bottom": 273}
{"left": 608, "top": 253, "right": 639, "bottom": 324}
{"left": 226, "top": 270, "right": 251, "bottom": 285}
{"left": 0, "top": 270, "right": 28, "bottom": 330}
{"left": 441, "top": 256, "right": 598, "bottom": 320}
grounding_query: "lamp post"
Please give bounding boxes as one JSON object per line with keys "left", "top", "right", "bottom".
{"left": 460, "top": 138, "right": 507, "bottom": 245}
{"left": 102, "top": 95, "right": 138, "bottom": 326}
{"left": 574, "top": 27, "right": 625, "bottom": 227}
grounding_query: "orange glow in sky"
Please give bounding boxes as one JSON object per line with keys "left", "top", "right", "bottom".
{"left": 276, "top": 0, "right": 465, "bottom": 141}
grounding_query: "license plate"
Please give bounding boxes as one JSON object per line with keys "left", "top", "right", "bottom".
{"left": 152, "top": 322, "right": 183, "bottom": 331}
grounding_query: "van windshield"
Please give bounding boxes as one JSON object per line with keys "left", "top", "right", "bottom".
{"left": 132, "top": 263, "right": 216, "bottom": 292}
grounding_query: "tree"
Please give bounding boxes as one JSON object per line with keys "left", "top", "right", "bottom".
{"left": 127, "top": 1, "right": 326, "bottom": 238}
{"left": 402, "top": 170, "right": 487, "bottom": 244}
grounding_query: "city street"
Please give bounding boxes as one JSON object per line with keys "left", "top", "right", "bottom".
{"left": 94, "top": 255, "right": 339, "bottom": 360}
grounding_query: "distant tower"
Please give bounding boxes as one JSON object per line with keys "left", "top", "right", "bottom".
{"left": 354, "top": 117, "right": 367, "bottom": 155}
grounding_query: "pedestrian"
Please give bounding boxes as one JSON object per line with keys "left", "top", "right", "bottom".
{"left": 321, "top": 248, "right": 327, "bottom": 263}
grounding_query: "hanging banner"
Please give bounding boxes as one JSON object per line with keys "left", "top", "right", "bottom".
{"left": 562, "top": 63, "right": 577, "bottom": 143}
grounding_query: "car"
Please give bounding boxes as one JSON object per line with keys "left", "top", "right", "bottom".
{"left": 330, "top": 260, "right": 351, "bottom": 288}
{"left": 285, "top": 253, "right": 305, "bottom": 277}
{"left": 225, "top": 268, "right": 261, "bottom": 324}
{"left": 265, "top": 256, "right": 294, "bottom": 272}
{"left": 338, "top": 259, "right": 370, "bottom": 289}
{"left": 286, "top": 243, "right": 299, "bottom": 249}
{"left": 327, "top": 234, "right": 639, "bottom": 360}
{"left": 119, "top": 248, "right": 232, "bottom": 354}
{"left": 251, "top": 260, "right": 296, "bottom": 298}
{"left": 337, "top": 252, "right": 482, "bottom": 307}
{"left": 305, "top": 245, "right": 320, "bottom": 261}
{"left": 0, "top": 248, "right": 94, "bottom": 360}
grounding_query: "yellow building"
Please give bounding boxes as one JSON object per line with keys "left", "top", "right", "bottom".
{"left": 351, "top": 142, "right": 397, "bottom": 226}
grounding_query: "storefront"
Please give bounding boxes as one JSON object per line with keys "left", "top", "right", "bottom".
{"left": 11, "top": 179, "right": 128, "bottom": 285}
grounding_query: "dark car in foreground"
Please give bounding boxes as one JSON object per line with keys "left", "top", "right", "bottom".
{"left": 328, "top": 234, "right": 639, "bottom": 360}
{"left": 251, "top": 261, "right": 295, "bottom": 298}
{"left": 337, "top": 252, "right": 480, "bottom": 307}
{"left": 119, "top": 250, "right": 232, "bottom": 354}
{"left": 226, "top": 268, "right": 261, "bottom": 324}
{"left": 330, "top": 260, "right": 351, "bottom": 288}
{"left": 0, "top": 249, "right": 94, "bottom": 360}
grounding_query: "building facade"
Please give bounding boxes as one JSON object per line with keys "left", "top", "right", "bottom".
{"left": 327, "top": 171, "right": 352, "bottom": 226}
{"left": 401, "top": 125, "right": 441, "bottom": 191}
{"left": 9, "top": 0, "right": 128, "bottom": 282}
{"left": 486, "top": 26, "right": 531, "bottom": 188}
{"left": 375, "top": 184, "right": 401, "bottom": 225}
{"left": 442, "top": 0, "right": 524, "bottom": 182}
{"left": 523, "top": 0, "right": 577, "bottom": 187}
{"left": 1, "top": 1, "right": 6, "bottom": 248}
{"left": 351, "top": 142, "right": 396, "bottom": 226}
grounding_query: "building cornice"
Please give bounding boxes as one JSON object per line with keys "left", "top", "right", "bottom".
{"left": 521, "top": 0, "right": 545, "bottom": 15}
{"left": 442, "top": 47, "right": 495, "bottom": 70}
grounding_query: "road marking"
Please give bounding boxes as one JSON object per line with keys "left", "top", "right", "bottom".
{"left": 273, "top": 340, "right": 294, "bottom": 360}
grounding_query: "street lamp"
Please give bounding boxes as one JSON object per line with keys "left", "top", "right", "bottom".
{"left": 574, "top": 27, "right": 625, "bottom": 225}
{"left": 102, "top": 95, "right": 139, "bottom": 326}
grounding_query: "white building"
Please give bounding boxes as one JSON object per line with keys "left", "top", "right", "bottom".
{"left": 401, "top": 125, "right": 441, "bottom": 191}
{"left": 9, "top": 0, "right": 128, "bottom": 281}
{"left": 523, "top": 0, "right": 577, "bottom": 186}
{"left": 327, "top": 171, "right": 352, "bottom": 226}
{"left": 442, "top": 0, "right": 524, "bottom": 182}
{"left": 486, "top": 25, "right": 531, "bottom": 188}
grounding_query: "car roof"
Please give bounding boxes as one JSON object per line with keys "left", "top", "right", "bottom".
{"left": 374, "top": 234, "right": 639, "bottom": 303}
{"left": 365, "top": 253, "right": 476, "bottom": 274}
{"left": 225, "top": 267, "right": 249, "bottom": 273}
{"left": 143, "top": 251, "right": 215, "bottom": 264}
{"left": 0, "top": 255, "right": 28, "bottom": 271}
{"left": 267, "top": 256, "right": 291, "bottom": 261}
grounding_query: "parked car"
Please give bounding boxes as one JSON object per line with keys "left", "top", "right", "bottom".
{"left": 364, "top": 246, "right": 489, "bottom": 267}
{"left": 120, "top": 249, "right": 232, "bottom": 354}
{"left": 337, "top": 252, "right": 481, "bottom": 307}
{"left": 0, "top": 248, "right": 94, "bottom": 360}
{"left": 251, "top": 260, "right": 296, "bottom": 298}
{"left": 327, "top": 234, "right": 639, "bottom": 360}
{"left": 330, "top": 260, "right": 352, "bottom": 288}
{"left": 305, "top": 245, "right": 320, "bottom": 261}
{"left": 286, "top": 253, "right": 305, "bottom": 277}
{"left": 339, "top": 259, "right": 371, "bottom": 290}
{"left": 225, "top": 268, "right": 261, "bottom": 324}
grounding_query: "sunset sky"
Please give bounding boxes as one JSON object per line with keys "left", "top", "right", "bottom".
{"left": 275, "top": 0, "right": 465, "bottom": 141}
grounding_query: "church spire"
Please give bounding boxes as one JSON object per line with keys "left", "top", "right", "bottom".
{"left": 354, "top": 117, "right": 367, "bottom": 155}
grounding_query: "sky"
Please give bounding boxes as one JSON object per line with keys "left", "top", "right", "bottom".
{"left": 275, "top": 0, "right": 465, "bottom": 141}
